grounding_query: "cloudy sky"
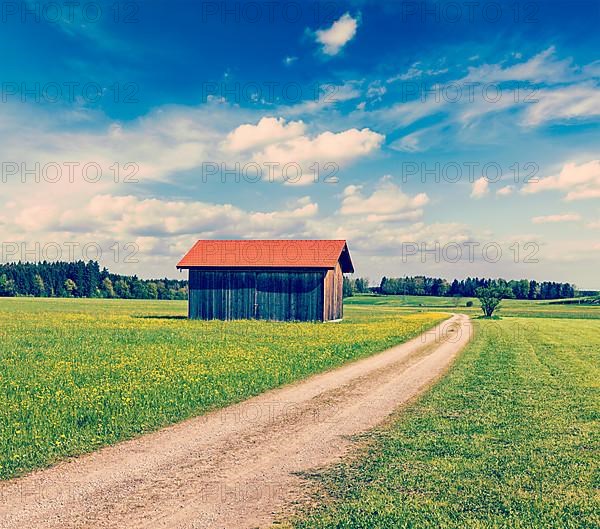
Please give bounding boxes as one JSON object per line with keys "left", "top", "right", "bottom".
{"left": 1, "top": 0, "right": 599, "bottom": 287}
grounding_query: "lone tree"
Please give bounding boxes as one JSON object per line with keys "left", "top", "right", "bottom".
{"left": 476, "top": 286, "right": 505, "bottom": 317}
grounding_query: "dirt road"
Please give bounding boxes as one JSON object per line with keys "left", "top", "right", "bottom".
{"left": 0, "top": 314, "right": 472, "bottom": 529}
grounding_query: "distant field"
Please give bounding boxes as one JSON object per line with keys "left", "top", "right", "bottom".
{"left": 346, "top": 294, "right": 600, "bottom": 319}
{"left": 290, "top": 300, "right": 600, "bottom": 529}
{"left": 0, "top": 297, "right": 445, "bottom": 480}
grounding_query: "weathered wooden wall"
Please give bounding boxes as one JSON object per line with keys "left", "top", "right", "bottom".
{"left": 188, "top": 268, "right": 326, "bottom": 321}
{"left": 323, "top": 262, "right": 343, "bottom": 321}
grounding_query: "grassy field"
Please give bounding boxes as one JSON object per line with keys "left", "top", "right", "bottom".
{"left": 345, "top": 294, "right": 600, "bottom": 319}
{"left": 289, "top": 299, "right": 600, "bottom": 529}
{"left": 0, "top": 297, "right": 446, "bottom": 480}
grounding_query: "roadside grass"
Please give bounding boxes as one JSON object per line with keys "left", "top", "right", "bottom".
{"left": 0, "top": 297, "right": 446, "bottom": 480}
{"left": 288, "top": 314, "right": 600, "bottom": 529}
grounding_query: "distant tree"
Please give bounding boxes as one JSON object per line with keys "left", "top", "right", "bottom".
{"left": 101, "top": 277, "right": 115, "bottom": 298}
{"left": 560, "top": 283, "right": 574, "bottom": 298}
{"left": 0, "top": 274, "right": 16, "bottom": 297}
{"left": 413, "top": 276, "right": 426, "bottom": 296}
{"left": 32, "top": 274, "right": 46, "bottom": 297}
{"left": 436, "top": 279, "right": 450, "bottom": 297}
{"left": 0, "top": 261, "right": 577, "bottom": 303}
{"left": 343, "top": 277, "right": 354, "bottom": 298}
{"left": 354, "top": 277, "right": 369, "bottom": 293}
{"left": 114, "top": 279, "right": 131, "bottom": 299}
{"left": 528, "top": 280, "right": 540, "bottom": 300}
{"left": 512, "top": 279, "right": 530, "bottom": 299}
{"left": 130, "top": 277, "right": 148, "bottom": 299}
{"left": 64, "top": 278, "right": 77, "bottom": 297}
{"left": 449, "top": 279, "right": 460, "bottom": 296}
{"left": 476, "top": 286, "right": 504, "bottom": 317}
{"left": 156, "top": 281, "right": 168, "bottom": 300}
{"left": 379, "top": 276, "right": 388, "bottom": 294}
{"left": 146, "top": 282, "right": 159, "bottom": 299}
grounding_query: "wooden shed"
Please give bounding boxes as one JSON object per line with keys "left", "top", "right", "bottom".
{"left": 176, "top": 240, "right": 354, "bottom": 321}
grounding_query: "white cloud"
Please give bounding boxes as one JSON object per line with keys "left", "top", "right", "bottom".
{"left": 522, "top": 160, "right": 600, "bottom": 200}
{"left": 366, "top": 81, "right": 386, "bottom": 102}
{"left": 223, "top": 117, "right": 306, "bottom": 152}
{"left": 3, "top": 42, "right": 597, "bottom": 285}
{"left": 251, "top": 126, "right": 384, "bottom": 184}
{"left": 532, "top": 213, "right": 582, "bottom": 224}
{"left": 390, "top": 131, "right": 422, "bottom": 152}
{"left": 389, "top": 124, "right": 444, "bottom": 153}
{"left": 258, "top": 127, "right": 382, "bottom": 163}
{"left": 0, "top": 194, "right": 325, "bottom": 279}
{"left": 87, "top": 194, "right": 320, "bottom": 237}
{"left": 1, "top": 179, "right": 463, "bottom": 280}
{"left": 324, "top": 81, "right": 363, "bottom": 103}
{"left": 586, "top": 219, "right": 600, "bottom": 229}
{"left": 539, "top": 239, "right": 600, "bottom": 264}
{"left": 278, "top": 81, "right": 361, "bottom": 116}
{"left": 582, "top": 59, "right": 600, "bottom": 78}
{"left": 14, "top": 205, "right": 61, "bottom": 232}
{"left": 328, "top": 219, "right": 473, "bottom": 259}
{"left": 314, "top": 13, "right": 359, "bottom": 56}
{"left": 388, "top": 62, "right": 423, "bottom": 82}
{"left": 521, "top": 83, "right": 600, "bottom": 126}
{"left": 471, "top": 177, "right": 489, "bottom": 198}
{"left": 0, "top": 102, "right": 224, "bottom": 193}
{"left": 381, "top": 48, "right": 583, "bottom": 130}
{"left": 496, "top": 185, "right": 514, "bottom": 196}
{"left": 387, "top": 61, "right": 448, "bottom": 83}
{"left": 463, "top": 47, "right": 575, "bottom": 85}
{"left": 372, "top": 47, "right": 600, "bottom": 149}
{"left": 339, "top": 176, "right": 429, "bottom": 222}
{"left": 2, "top": 193, "right": 320, "bottom": 255}
{"left": 459, "top": 50, "right": 600, "bottom": 127}
{"left": 370, "top": 95, "right": 447, "bottom": 129}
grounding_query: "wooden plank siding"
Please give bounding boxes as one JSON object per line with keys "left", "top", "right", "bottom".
{"left": 188, "top": 268, "right": 326, "bottom": 321}
{"left": 323, "top": 262, "right": 344, "bottom": 321}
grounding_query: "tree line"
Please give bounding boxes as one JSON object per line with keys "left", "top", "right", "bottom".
{"left": 0, "top": 261, "right": 577, "bottom": 302}
{"left": 343, "top": 276, "right": 576, "bottom": 300}
{"left": 0, "top": 261, "right": 188, "bottom": 299}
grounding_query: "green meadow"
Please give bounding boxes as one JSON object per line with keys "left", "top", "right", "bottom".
{"left": 0, "top": 297, "right": 445, "bottom": 480}
{"left": 288, "top": 297, "right": 600, "bottom": 529}
{"left": 345, "top": 293, "right": 600, "bottom": 319}
{"left": 3, "top": 293, "right": 598, "bottom": 529}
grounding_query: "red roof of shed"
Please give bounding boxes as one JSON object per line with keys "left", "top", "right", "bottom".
{"left": 177, "top": 240, "right": 354, "bottom": 273}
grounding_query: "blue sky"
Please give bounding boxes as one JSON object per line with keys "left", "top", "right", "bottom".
{"left": 1, "top": 0, "right": 599, "bottom": 287}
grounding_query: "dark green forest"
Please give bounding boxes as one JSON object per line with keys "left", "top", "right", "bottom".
{"left": 0, "top": 261, "right": 578, "bottom": 301}
{"left": 344, "top": 275, "right": 577, "bottom": 300}
{"left": 0, "top": 261, "right": 187, "bottom": 299}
